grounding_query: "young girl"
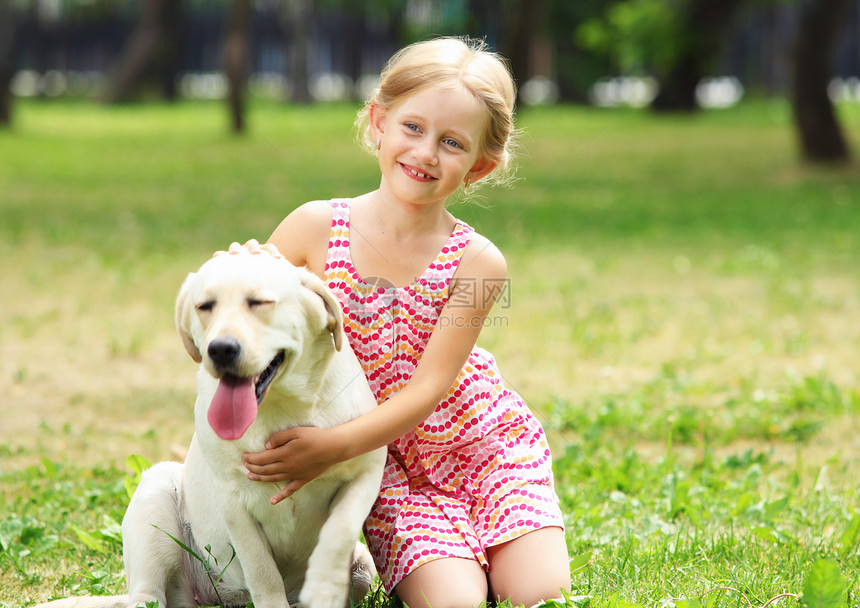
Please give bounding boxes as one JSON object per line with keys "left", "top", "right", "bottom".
{"left": 242, "top": 37, "right": 570, "bottom": 607}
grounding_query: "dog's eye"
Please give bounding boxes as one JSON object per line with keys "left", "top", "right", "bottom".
{"left": 196, "top": 301, "right": 215, "bottom": 313}
{"left": 248, "top": 299, "right": 275, "bottom": 309}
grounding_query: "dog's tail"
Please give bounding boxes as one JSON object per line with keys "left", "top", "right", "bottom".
{"left": 33, "top": 595, "right": 129, "bottom": 608}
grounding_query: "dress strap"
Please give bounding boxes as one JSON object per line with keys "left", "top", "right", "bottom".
{"left": 419, "top": 220, "right": 474, "bottom": 288}
{"left": 330, "top": 199, "right": 350, "bottom": 236}
{"left": 324, "top": 199, "right": 351, "bottom": 278}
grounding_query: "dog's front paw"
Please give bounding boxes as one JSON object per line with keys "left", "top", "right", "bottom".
{"left": 298, "top": 579, "right": 348, "bottom": 608}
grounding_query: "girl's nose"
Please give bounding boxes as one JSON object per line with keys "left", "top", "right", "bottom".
{"left": 414, "top": 140, "right": 438, "bottom": 165}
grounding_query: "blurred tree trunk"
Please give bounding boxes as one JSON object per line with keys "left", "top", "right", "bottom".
{"left": 498, "top": 0, "right": 544, "bottom": 108}
{"left": 281, "top": 0, "right": 314, "bottom": 104}
{"left": 791, "top": 0, "right": 851, "bottom": 162}
{"left": 0, "top": 0, "right": 14, "bottom": 126}
{"left": 342, "top": 6, "right": 366, "bottom": 101}
{"left": 651, "top": 0, "right": 746, "bottom": 112}
{"left": 102, "top": 0, "right": 182, "bottom": 103}
{"left": 28, "top": 1, "right": 48, "bottom": 98}
{"left": 223, "top": 0, "right": 250, "bottom": 133}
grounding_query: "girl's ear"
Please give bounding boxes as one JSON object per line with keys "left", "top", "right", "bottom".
{"left": 369, "top": 103, "right": 387, "bottom": 140}
{"left": 467, "top": 155, "right": 499, "bottom": 184}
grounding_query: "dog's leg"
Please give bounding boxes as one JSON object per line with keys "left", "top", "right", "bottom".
{"left": 299, "top": 466, "right": 383, "bottom": 608}
{"left": 123, "top": 462, "right": 195, "bottom": 608}
{"left": 222, "top": 503, "right": 290, "bottom": 608}
{"left": 348, "top": 541, "right": 377, "bottom": 605}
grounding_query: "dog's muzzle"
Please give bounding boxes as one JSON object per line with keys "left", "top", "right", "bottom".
{"left": 206, "top": 338, "right": 286, "bottom": 440}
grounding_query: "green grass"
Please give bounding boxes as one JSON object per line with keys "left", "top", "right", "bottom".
{"left": 1, "top": 98, "right": 860, "bottom": 607}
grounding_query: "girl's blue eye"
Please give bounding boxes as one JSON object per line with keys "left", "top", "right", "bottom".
{"left": 406, "top": 123, "right": 420, "bottom": 132}
{"left": 444, "top": 139, "right": 461, "bottom": 148}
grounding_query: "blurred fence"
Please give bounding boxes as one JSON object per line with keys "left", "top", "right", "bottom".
{"left": 7, "top": 1, "right": 402, "bottom": 100}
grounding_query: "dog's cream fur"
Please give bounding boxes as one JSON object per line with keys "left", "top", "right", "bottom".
{"left": 37, "top": 250, "right": 385, "bottom": 608}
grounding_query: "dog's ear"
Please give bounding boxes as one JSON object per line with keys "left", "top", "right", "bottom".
{"left": 300, "top": 274, "right": 344, "bottom": 351}
{"left": 175, "top": 273, "right": 203, "bottom": 363}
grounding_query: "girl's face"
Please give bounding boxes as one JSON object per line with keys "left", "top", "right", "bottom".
{"left": 371, "top": 86, "right": 497, "bottom": 209}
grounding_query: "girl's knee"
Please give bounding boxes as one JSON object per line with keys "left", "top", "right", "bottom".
{"left": 399, "top": 592, "right": 487, "bottom": 608}
{"left": 487, "top": 528, "right": 571, "bottom": 606}
{"left": 491, "top": 566, "right": 570, "bottom": 606}
{"left": 397, "top": 586, "right": 487, "bottom": 608}
{"left": 394, "top": 557, "right": 488, "bottom": 608}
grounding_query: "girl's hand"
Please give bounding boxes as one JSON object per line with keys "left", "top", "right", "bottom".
{"left": 242, "top": 426, "right": 343, "bottom": 505}
{"left": 214, "top": 239, "right": 284, "bottom": 259}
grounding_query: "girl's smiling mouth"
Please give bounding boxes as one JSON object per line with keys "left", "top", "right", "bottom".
{"left": 399, "top": 162, "right": 437, "bottom": 182}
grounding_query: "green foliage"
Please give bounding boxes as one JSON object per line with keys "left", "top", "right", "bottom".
{"left": 70, "top": 516, "right": 122, "bottom": 555}
{"left": 153, "top": 525, "right": 236, "bottom": 608}
{"left": 576, "top": 0, "right": 683, "bottom": 74}
{"left": 547, "top": 368, "right": 860, "bottom": 448}
{"left": 0, "top": 460, "right": 130, "bottom": 601}
{"left": 0, "top": 515, "right": 61, "bottom": 579}
{"left": 124, "top": 454, "right": 152, "bottom": 500}
{"left": 837, "top": 515, "right": 860, "bottom": 557}
{"left": 801, "top": 560, "right": 847, "bottom": 608}
{"left": 552, "top": 429, "right": 860, "bottom": 606}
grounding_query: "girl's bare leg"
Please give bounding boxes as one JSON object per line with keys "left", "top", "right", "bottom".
{"left": 394, "top": 556, "right": 489, "bottom": 608}
{"left": 487, "top": 527, "right": 570, "bottom": 607}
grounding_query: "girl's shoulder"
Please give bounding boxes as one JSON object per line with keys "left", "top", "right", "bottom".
{"left": 290, "top": 199, "right": 337, "bottom": 225}
{"left": 268, "top": 199, "right": 338, "bottom": 274}
{"left": 456, "top": 228, "right": 507, "bottom": 283}
{"left": 274, "top": 199, "right": 338, "bottom": 237}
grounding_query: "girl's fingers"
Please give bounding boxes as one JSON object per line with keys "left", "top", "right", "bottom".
{"left": 243, "top": 458, "right": 290, "bottom": 475}
{"left": 247, "top": 470, "right": 290, "bottom": 482}
{"left": 214, "top": 240, "right": 284, "bottom": 259}
{"left": 271, "top": 479, "right": 306, "bottom": 505}
{"left": 266, "top": 428, "right": 297, "bottom": 448}
{"left": 261, "top": 243, "right": 284, "bottom": 259}
{"left": 241, "top": 451, "right": 268, "bottom": 466}
{"left": 244, "top": 461, "right": 275, "bottom": 474}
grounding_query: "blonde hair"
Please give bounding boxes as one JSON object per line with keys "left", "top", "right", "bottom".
{"left": 356, "top": 36, "right": 518, "bottom": 188}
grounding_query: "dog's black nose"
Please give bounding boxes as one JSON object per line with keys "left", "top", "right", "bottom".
{"left": 208, "top": 337, "right": 241, "bottom": 367}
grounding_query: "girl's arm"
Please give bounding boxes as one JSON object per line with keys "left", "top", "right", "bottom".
{"left": 267, "top": 200, "right": 333, "bottom": 275}
{"left": 243, "top": 234, "right": 508, "bottom": 504}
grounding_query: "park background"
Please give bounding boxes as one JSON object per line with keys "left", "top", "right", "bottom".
{"left": 1, "top": 1, "right": 860, "bottom": 607}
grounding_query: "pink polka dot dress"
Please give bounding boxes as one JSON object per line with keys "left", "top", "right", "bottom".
{"left": 322, "top": 199, "right": 564, "bottom": 592}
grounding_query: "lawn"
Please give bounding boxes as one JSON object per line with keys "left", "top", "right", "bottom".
{"left": 1, "top": 98, "right": 859, "bottom": 607}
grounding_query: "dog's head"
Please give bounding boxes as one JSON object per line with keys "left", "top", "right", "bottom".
{"left": 175, "top": 248, "right": 344, "bottom": 440}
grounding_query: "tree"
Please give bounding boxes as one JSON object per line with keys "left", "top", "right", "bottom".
{"left": 650, "top": 0, "right": 746, "bottom": 111}
{"left": 791, "top": 0, "right": 852, "bottom": 162}
{"left": 281, "top": 0, "right": 314, "bottom": 104}
{"left": 498, "top": 0, "right": 545, "bottom": 107}
{"left": 576, "top": 0, "right": 746, "bottom": 111}
{"left": 0, "top": 0, "right": 14, "bottom": 126}
{"left": 223, "top": 0, "right": 251, "bottom": 133}
{"left": 339, "top": 5, "right": 367, "bottom": 101}
{"left": 102, "top": 0, "right": 182, "bottom": 103}
{"left": 545, "top": 0, "right": 619, "bottom": 103}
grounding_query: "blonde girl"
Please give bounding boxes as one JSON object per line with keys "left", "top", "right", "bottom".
{"left": 242, "top": 37, "right": 571, "bottom": 607}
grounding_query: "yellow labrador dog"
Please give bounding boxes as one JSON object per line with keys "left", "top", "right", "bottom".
{"left": 39, "top": 247, "right": 385, "bottom": 608}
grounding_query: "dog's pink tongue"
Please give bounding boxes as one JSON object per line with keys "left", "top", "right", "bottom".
{"left": 208, "top": 375, "right": 257, "bottom": 440}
